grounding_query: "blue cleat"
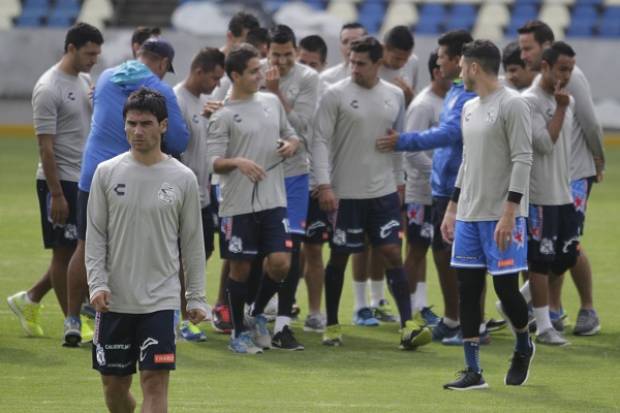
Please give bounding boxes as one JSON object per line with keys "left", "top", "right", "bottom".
{"left": 229, "top": 331, "right": 263, "bottom": 354}
{"left": 179, "top": 320, "right": 207, "bottom": 342}
{"left": 353, "top": 307, "right": 380, "bottom": 326}
{"left": 441, "top": 330, "right": 491, "bottom": 346}
{"left": 421, "top": 306, "right": 441, "bottom": 327}
{"left": 432, "top": 319, "right": 460, "bottom": 342}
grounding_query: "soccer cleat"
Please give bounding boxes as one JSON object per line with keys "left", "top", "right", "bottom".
{"left": 421, "top": 306, "right": 441, "bottom": 328}
{"left": 444, "top": 368, "right": 489, "bottom": 391}
{"left": 550, "top": 309, "right": 565, "bottom": 332}
{"left": 442, "top": 330, "right": 491, "bottom": 346}
{"left": 63, "top": 316, "right": 82, "bottom": 347}
{"left": 400, "top": 315, "right": 432, "bottom": 350}
{"left": 80, "top": 315, "right": 94, "bottom": 343}
{"left": 505, "top": 341, "right": 536, "bottom": 386}
{"left": 7, "top": 291, "right": 44, "bottom": 337}
{"left": 432, "top": 319, "right": 460, "bottom": 341}
{"left": 211, "top": 304, "right": 233, "bottom": 334}
{"left": 229, "top": 331, "right": 263, "bottom": 354}
{"left": 180, "top": 320, "right": 207, "bottom": 342}
{"left": 536, "top": 328, "right": 569, "bottom": 346}
{"left": 372, "top": 299, "right": 397, "bottom": 322}
{"left": 272, "top": 325, "right": 305, "bottom": 351}
{"left": 353, "top": 307, "right": 380, "bottom": 327}
{"left": 485, "top": 318, "right": 507, "bottom": 333}
{"left": 303, "top": 313, "right": 326, "bottom": 333}
{"left": 250, "top": 314, "right": 272, "bottom": 349}
{"left": 322, "top": 324, "right": 343, "bottom": 346}
{"left": 573, "top": 309, "right": 601, "bottom": 336}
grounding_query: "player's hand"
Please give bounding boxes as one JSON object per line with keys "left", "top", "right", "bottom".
{"left": 235, "top": 158, "right": 266, "bottom": 183}
{"left": 187, "top": 308, "right": 207, "bottom": 325}
{"left": 440, "top": 209, "right": 456, "bottom": 244}
{"left": 594, "top": 156, "right": 604, "bottom": 183}
{"left": 202, "top": 100, "right": 223, "bottom": 118}
{"left": 376, "top": 129, "right": 400, "bottom": 152}
{"left": 91, "top": 291, "right": 111, "bottom": 313}
{"left": 554, "top": 81, "right": 570, "bottom": 108}
{"left": 277, "top": 138, "right": 299, "bottom": 158}
{"left": 50, "top": 193, "right": 69, "bottom": 225}
{"left": 392, "top": 76, "right": 414, "bottom": 105}
{"left": 265, "top": 66, "right": 281, "bottom": 94}
{"left": 318, "top": 185, "right": 338, "bottom": 212}
{"left": 494, "top": 212, "right": 515, "bottom": 252}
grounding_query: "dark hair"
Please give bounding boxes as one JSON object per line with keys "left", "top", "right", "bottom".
{"left": 300, "top": 35, "right": 328, "bottom": 63}
{"left": 123, "top": 87, "right": 168, "bottom": 123}
{"left": 541, "top": 41, "right": 576, "bottom": 67}
{"left": 341, "top": 22, "right": 366, "bottom": 33}
{"left": 64, "top": 22, "right": 103, "bottom": 52}
{"left": 384, "top": 25, "right": 414, "bottom": 52}
{"left": 246, "top": 27, "right": 269, "bottom": 49}
{"left": 225, "top": 43, "right": 259, "bottom": 79}
{"left": 131, "top": 26, "right": 160, "bottom": 47}
{"left": 228, "top": 12, "right": 260, "bottom": 37}
{"left": 269, "top": 24, "right": 297, "bottom": 48}
{"left": 428, "top": 50, "right": 440, "bottom": 80}
{"left": 350, "top": 36, "right": 383, "bottom": 63}
{"left": 502, "top": 41, "right": 525, "bottom": 71}
{"left": 190, "top": 47, "right": 226, "bottom": 72}
{"left": 437, "top": 30, "right": 473, "bottom": 58}
{"left": 462, "top": 39, "right": 501, "bottom": 75}
{"left": 517, "top": 20, "right": 555, "bottom": 45}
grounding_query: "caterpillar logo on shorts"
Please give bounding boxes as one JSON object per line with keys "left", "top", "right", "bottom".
{"left": 498, "top": 259, "right": 515, "bottom": 268}
{"left": 154, "top": 353, "right": 175, "bottom": 364}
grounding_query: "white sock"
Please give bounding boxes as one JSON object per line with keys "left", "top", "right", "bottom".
{"left": 479, "top": 323, "right": 486, "bottom": 334}
{"left": 534, "top": 305, "right": 553, "bottom": 334}
{"left": 520, "top": 280, "right": 532, "bottom": 303}
{"left": 415, "top": 282, "right": 428, "bottom": 310}
{"left": 443, "top": 317, "right": 459, "bottom": 328}
{"left": 410, "top": 293, "right": 417, "bottom": 313}
{"left": 353, "top": 281, "right": 369, "bottom": 311}
{"left": 274, "top": 316, "right": 291, "bottom": 334}
{"left": 24, "top": 291, "right": 34, "bottom": 304}
{"left": 369, "top": 280, "right": 384, "bottom": 308}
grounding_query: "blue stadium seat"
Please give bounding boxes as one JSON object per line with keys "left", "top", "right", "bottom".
{"left": 55, "top": 0, "right": 81, "bottom": 13}
{"left": 14, "top": 14, "right": 44, "bottom": 27}
{"left": 358, "top": 1, "right": 386, "bottom": 34}
{"left": 599, "top": 19, "right": 620, "bottom": 37}
{"left": 303, "top": 0, "right": 326, "bottom": 11}
{"left": 512, "top": 4, "right": 538, "bottom": 19}
{"left": 566, "top": 19, "right": 595, "bottom": 37}
{"left": 415, "top": 20, "right": 441, "bottom": 35}
{"left": 602, "top": 6, "right": 620, "bottom": 19}
{"left": 47, "top": 14, "right": 74, "bottom": 27}
{"left": 572, "top": 5, "right": 598, "bottom": 20}
{"left": 574, "top": 0, "right": 602, "bottom": 5}
{"left": 419, "top": 3, "right": 446, "bottom": 24}
{"left": 15, "top": 0, "right": 48, "bottom": 27}
{"left": 445, "top": 4, "right": 476, "bottom": 31}
{"left": 513, "top": 0, "right": 541, "bottom": 4}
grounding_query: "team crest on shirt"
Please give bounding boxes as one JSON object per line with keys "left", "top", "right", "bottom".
{"left": 286, "top": 87, "right": 299, "bottom": 100}
{"left": 158, "top": 183, "right": 176, "bottom": 204}
{"left": 485, "top": 109, "right": 498, "bottom": 124}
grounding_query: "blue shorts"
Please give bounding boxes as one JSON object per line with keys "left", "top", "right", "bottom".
{"left": 330, "top": 192, "right": 403, "bottom": 253}
{"left": 220, "top": 207, "right": 292, "bottom": 260}
{"left": 571, "top": 177, "right": 595, "bottom": 235}
{"left": 285, "top": 174, "right": 309, "bottom": 235}
{"left": 92, "top": 310, "right": 176, "bottom": 376}
{"left": 406, "top": 202, "right": 433, "bottom": 248}
{"left": 36, "top": 180, "right": 79, "bottom": 248}
{"left": 451, "top": 218, "right": 528, "bottom": 276}
{"left": 304, "top": 192, "right": 330, "bottom": 244}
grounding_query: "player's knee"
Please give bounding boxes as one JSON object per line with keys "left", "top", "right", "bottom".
{"left": 140, "top": 371, "right": 168, "bottom": 397}
{"left": 102, "top": 375, "right": 132, "bottom": 405}
{"left": 550, "top": 253, "right": 578, "bottom": 276}
{"left": 379, "top": 244, "right": 402, "bottom": 268}
{"left": 267, "top": 253, "right": 291, "bottom": 281}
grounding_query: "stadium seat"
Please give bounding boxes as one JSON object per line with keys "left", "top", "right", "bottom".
{"left": 414, "top": 19, "right": 442, "bottom": 35}
{"left": 326, "top": 2, "right": 358, "bottom": 23}
{"left": 418, "top": 3, "right": 446, "bottom": 25}
{"left": 575, "top": 0, "right": 602, "bottom": 5}
{"left": 540, "top": 4, "right": 570, "bottom": 27}
{"left": 79, "top": 0, "right": 113, "bottom": 28}
{"left": 380, "top": 2, "right": 418, "bottom": 35}
{"left": 598, "top": 7, "right": 620, "bottom": 36}
{"left": 472, "top": 22, "right": 504, "bottom": 41}
{"left": 604, "top": 0, "right": 620, "bottom": 5}
{"left": 572, "top": 4, "right": 599, "bottom": 19}
{"left": 478, "top": 3, "right": 510, "bottom": 26}
{"left": 357, "top": 0, "right": 386, "bottom": 34}
{"left": 566, "top": 19, "right": 596, "bottom": 36}
{"left": 303, "top": 0, "right": 326, "bottom": 11}
{"left": 14, "top": 0, "right": 49, "bottom": 27}
{"left": 445, "top": 3, "right": 477, "bottom": 31}
{"left": 0, "top": 0, "right": 20, "bottom": 29}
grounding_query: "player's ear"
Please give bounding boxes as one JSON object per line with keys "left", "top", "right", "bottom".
{"left": 159, "top": 118, "right": 168, "bottom": 135}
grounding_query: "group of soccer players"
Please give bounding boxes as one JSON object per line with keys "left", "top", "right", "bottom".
{"left": 6, "top": 10, "right": 606, "bottom": 405}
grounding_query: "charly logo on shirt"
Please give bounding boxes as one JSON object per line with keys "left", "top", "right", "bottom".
{"left": 67, "top": 91, "right": 76, "bottom": 101}
{"left": 384, "top": 99, "right": 393, "bottom": 110}
{"left": 192, "top": 114, "right": 200, "bottom": 124}
{"left": 485, "top": 109, "right": 498, "bottom": 124}
{"left": 113, "top": 183, "right": 126, "bottom": 196}
{"left": 158, "top": 183, "right": 176, "bottom": 204}
{"left": 262, "top": 104, "right": 271, "bottom": 118}
{"left": 350, "top": 99, "right": 359, "bottom": 109}
{"left": 233, "top": 114, "right": 242, "bottom": 123}
{"left": 464, "top": 111, "right": 472, "bottom": 122}
{"left": 545, "top": 107, "right": 554, "bottom": 118}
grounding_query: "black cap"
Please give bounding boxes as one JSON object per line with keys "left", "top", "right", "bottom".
{"left": 140, "top": 38, "right": 175, "bottom": 73}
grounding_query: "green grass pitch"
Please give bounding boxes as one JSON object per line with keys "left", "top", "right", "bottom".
{"left": 0, "top": 137, "right": 619, "bottom": 412}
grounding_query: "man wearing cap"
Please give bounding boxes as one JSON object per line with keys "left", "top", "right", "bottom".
{"left": 62, "top": 37, "right": 190, "bottom": 347}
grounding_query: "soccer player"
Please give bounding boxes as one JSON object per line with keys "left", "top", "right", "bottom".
{"left": 174, "top": 47, "right": 226, "bottom": 341}
{"left": 319, "top": 22, "right": 366, "bottom": 86}
{"left": 88, "top": 88, "right": 207, "bottom": 413}
{"left": 403, "top": 51, "right": 452, "bottom": 327}
{"left": 206, "top": 44, "right": 300, "bottom": 354}
{"left": 297, "top": 33, "right": 329, "bottom": 333}
{"left": 7, "top": 23, "right": 103, "bottom": 340}
{"left": 376, "top": 30, "right": 476, "bottom": 342}
{"left": 518, "top": 20, "right": 604, "bottom": 335}
{"left": 501, "top": 41, "right": 536, "bottom": 91}
{"left": 130, "top": 26, "right": 161, "bottom": 58}
{"left": 258, "top": 25, "right": 319, "bottom": 349}
{"left": 379, "top": 25, "right": 419, "bottom": 105}
{"left": 65, "top": 38, "right": 189, "bottom": 347}
{"left": 246, "top": 27, "right": 270, "bottom": 58}
{"left": 313, "top": 36, "right": 431, "bottom": 349}
{"left": 439, "top": 40, "right": 534, "bottom": 390}
{"left": 522, "top": 42, "right": 580, "bottom": 346}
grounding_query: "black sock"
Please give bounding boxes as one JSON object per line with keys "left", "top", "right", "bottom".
{"left": 278, "top": 236, "right": 302, "bottom": 317}
{"left": 245, "top": 255, "right": 263, "bottom": 306}
{"left": 385, "top": 267, "right": 412, "bottom": 328}
{"left": 226, "top": 278, "right": 247, "bottom": 338}
{"left": 252, "top": 274, "right": 281, "bottom": 316}
{"left": 325, "top": 264, "right": 345, "bottom": 326}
